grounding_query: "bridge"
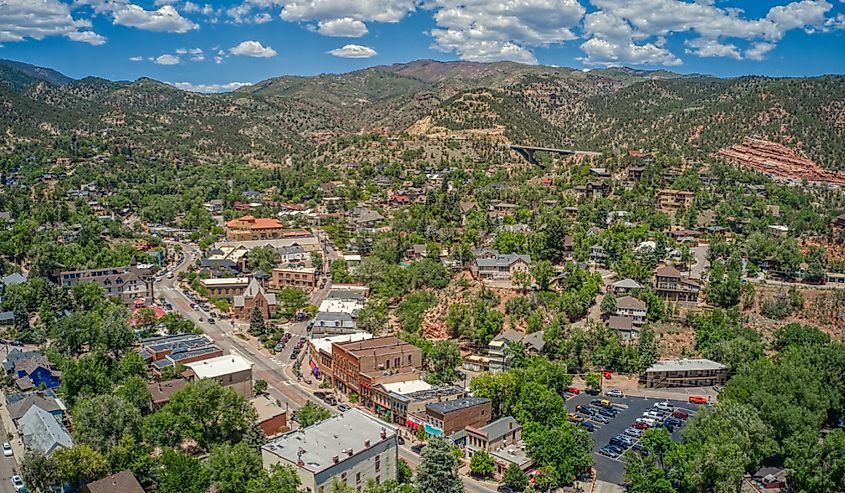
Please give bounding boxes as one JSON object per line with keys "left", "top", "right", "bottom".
{"left": 509, "top": 144, "right": 601, "bottom": 166}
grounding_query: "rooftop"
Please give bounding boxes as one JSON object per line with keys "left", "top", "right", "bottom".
{"left": 82, "top": 470, "right": 144, "bottom": 493}
{"left": 426, "top": 396, "right": 490, "bottom": 415}
{"left": 251, "top": 394, "right": 287, "bottom": 422}
{"left": 646, "top": 358, "right": 728, "bottom": 373}
{"left": 185, "top": 354, "right": 253, "bottom": 379}
{"left": 310, "top": 332, "right": 372, "bottom": 355}
{"left": 262, "top": 408, "right": 396, "bottom": 473}
{"left": 379, "top": 379, "right": 432, "bottom": 395}
{"left": 468, "top": 416, "right": 520, "bottom": 442}
{"left": 201, "top": 277, "right": 250, "bottom": 286}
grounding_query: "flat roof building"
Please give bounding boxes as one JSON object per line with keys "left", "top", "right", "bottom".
{"left": 261, "top": 408, "right": 398, "bottom": 493}
{"left": 185, "top": 354, "right": 254, "bottom": 397}
{"left": 425, "top": 396, "right": 492, "bottom": 436}
{"left": 643, "top": 358, "right": 728, "bottom": 388}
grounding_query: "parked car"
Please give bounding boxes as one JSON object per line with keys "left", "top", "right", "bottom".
{"left": 689, "top": 395, "right": 708, "bottom": 405}
{"left": 576, "top": 405, "right": 595, "bottom": 416}
{"left": 598, "top": 407, "right": 617, "bottom": 418}
{"left": 606, "top": 444, "right": 625, "bottom": 455}
{"left": 565, "top": 386, "right": 581, "bottom": 394}
{"left": 592, "top": 414, "right": 610, "bottom": 424}
{"left": 632, "top": 443, "right": 649, "bottom": 455}
{"left": 566, "top": 413, "right": 584, "bottom": 423}
{"left": 580, "top": 421, "right": 595, "bottom": 432}
{"left": 632, "top": 421, "right": 651, "bottom": 430}
{"left": 602, "top": 371, "right": 612, "bottom": 379}
{"left": 313, "top": 391, "right": 326, "bottom": 399}
{"left": 624, "top": 427, "right": 643, "bottom": 438}
{"left": 599, "top": 446, "right": 619, "bottom": 458}
{"left": 643, "top": 411, "right": 661, "bottom": 420}
{"left": 2, "top": 442, "right": 12, "bottom": 457}
{"left": 672, "top": 410, "right": 690, "bottom": 420}
{"left": 654, "top": 401, "right": 673, "bottom": 411}
{"left": 665, "top": 417, "right": 683, "bottom": 427}
{"left": 11, "top": 475, "right": 24, "bottom": 491}
{"left": 290, "top": 352, "right": 298, "bottom": 360}
{"left": 606, "top": 389, "right": 624, "bottom": 398}
{"left": 208, "top": 318, "right": 216, "bottom": 324}
{"left": 337, "top": 404, "right": 351, "bottom": 412}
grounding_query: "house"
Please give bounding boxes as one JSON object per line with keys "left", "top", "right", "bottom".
{"left": 7, "top": 391, "right": 66, "bottom": 422}
{"left": 487, "top": 329, "right": 545, "bottom": 373}
{"left": 201, "top": 246, "right": 250, "bottom": 273}
{"left": 607, "top": 315, "right": 639, "bottom": 341}
{"left": 590, "top": 167, "right": 612, "bottom": 178}
{"left": 203, "top": 199, "right": 224, "bottom": 214}
{"left": 473, "top": 252, "right": 531, "bottom": 281}
{"left": 279, "top": 243, "right": 308, "bottom": 264}
{"left": 270, "top": 266, "right": 317, "bottom": 290}
{"left": 668, "top": 229, "right": 701, "bottom": 244}
{"left": 82, "top": 470, "right": 145, "bottom": 493}
{"left": 184, "top": 354, "right": 254, "bottom": 398}
{"left": 348, "top": 207, "right": 385, "bottom": 233}
{"left": 575, "top": 181, "right": 610, "bottom": 199}
{"left": 627, "top": 166, "right": 645, "bottom": 181}
{"left": 311, "top": 311, "right": 357, "bottom": 338}
{"left": 318, "top": 285, "right": 368, "bottom": 315}
{"left": 502, "top": 223, "right": 531, "bottom": 234}
{"left": 58, "top": 264, "right": 154, "bottom": 306}
{"left": 251, "top": 394, "right": 289, "bottom": 436}
{"left": 331, "top": 336, "right": 423, "bottom": 407}
{"left": 832, "top": 213, "right": 845, "bottom": 232}
{"left": 615, "top": 296, "right": 647, "bottom": 323}
{"left": 8, "top": 352, "right": 61, "bottom": 390}
{"left": 19, "top": 405, "right": 73, "bottom": 455}
{"left": 465, "top": 417, "right": 532, "bottom": 477}
{"left": 424, "top": 397, "right": 492, "bottom": 436}
{"left": 643, "top": 358, "right": 728, "bottom": 388}
{"left": 201, "top": 277, "right": 251, "bottom": 300}
{"left": 148, "top": 379, "right": 189, "bottom": 410}
{"left": 589, "top": 245, "right": 608, "bottom": 266}
{"left": 234, "top": 278, "right": 278, "bottom": 320}
{"left": 0, "top": 272, "right": 26, "bottom": 287}
{"left": 488, "top": 202, "right": 518, "bottom": 221}
{"left": 655, "top": 265, "right": 700, "bottom": 303}
{"left": 562, "top": 235, "right": 575, "bottom": 260}
{"left": 768, "top": 224, "right": 789, "bottom": 237}
{"left": 261, "top": 409, "right": 398, "bottom": 493}
{"left": 225, "top": 215, "right": 287, "bottom": 241}
{"left": 389, "top": 194, "right": 411, "bottom": 206}
{"left": 612, "top": 278, "right": 642, "bottom": 295}
{"left": 657, "top": 189, "right": 694, "bottom": 212}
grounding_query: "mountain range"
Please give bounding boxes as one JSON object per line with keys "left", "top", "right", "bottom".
{"left": 1, "top": 58, "right": 843, "bottom": 170}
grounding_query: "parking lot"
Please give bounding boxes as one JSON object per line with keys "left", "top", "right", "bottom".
{"left": 564, "top": 392, "right": 702, "bottom": 485}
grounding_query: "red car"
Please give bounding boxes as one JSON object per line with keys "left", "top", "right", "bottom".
{"left": 632, "top": 421, "right": 650, "bottom": 430}
{"left": 689, "top": 395, "right": 708, "bottom": 405}
{"left": 602, "top": 371, "right": 612, "bottom": 379}
{"left": 672, "top": 410, "right": 689, "bottom": 420}
{"left": 565, "top": 386, "right": 581, "bottom": 394}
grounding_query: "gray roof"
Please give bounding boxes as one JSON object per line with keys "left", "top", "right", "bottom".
{"left": 616, "top": 295, "right": 647, "bottom": 311}
{"left": 475, "top": 416, "right": 520, "bottom": 442}
{"left": 607, "top": 315, "right": 636, "bottom": 331}
{"left": 19, "top": 405, "right": 73, "bottom": 455}
{"left": 262, "top": 408, "right": 396, "bottom": 473}
{"left": 279, "top": 244, "right": 306, "bottom": 255}
{"left": 426, "top": 396, "right": 490, "bottom": 415}
{"left": 8, "top": 393, "right": 64, "bottom": 421}
{"left": 522, "top": 331, "right": 546, "bottom": 352}
{"left": 476, "top": 253, "right": 531, "bottom": 268}
{"left": 0, "top": 272, "right": 26, "bottom": 286}
{"left": 313, "top": 311, "right": 356, "bottom": 328}
{"left": 646, "top": 358, "right": 727, "bottom": 373}
{"left": 612, "top": 278, "right": 642, "bottom": 289}
{"left": 3, "top": 349, "right": 44, "bottom": 372}
{"left": 234, "top": 278, "right": 277, "bottom": 307}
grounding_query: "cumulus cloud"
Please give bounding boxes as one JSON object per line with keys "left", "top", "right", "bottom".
{"left": 0, "top": 0, "right": 106, "bottom": 45}
{"left": 153, "top": 54, "right": 181, "bottom": 64}
{"left": 316, "top": 18, "right": 369, "bottom": 37}
{"left": 744, "top": 41, "right": 777, "bottom": 61}
{"left": 167, "top": 81, "right": 252, "bottom": 92}
{"left": 327, "top": 44, "right": 378, "bottom": 58}
{"left": 226, "top": 0, "right": 283, "bottom": 23}
{"left": 684, "top": 38, "right": 741, "bottom": 60}
{"left": 129, "top": 55, "right": 144, "bottom": 61}
{"left": 76, "top": 0, "right": 198, "bottom": 33}
{"left": 229, "top": 40, "right": 278, "bottom": 57}
{"left": 428, "top": 0, "right": 586, "bottom": 64}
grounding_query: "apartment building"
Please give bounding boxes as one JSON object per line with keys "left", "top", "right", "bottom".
{"left": 657, "top": 189, "right": 695, "bottom": 211}
{"left": 424, "top": 397, "right": 492, "bottom": 436}
{"left": 58, "top": 265, "right": 154, "bottom": 306}
{"left": 271, "top": 266, "right": 317, "bottom": 290}
{"left": 643, "top": 358, "right": 728, "bottom": 389}
{"left": 655, "top": 265, "right": 700, "bottom": 303}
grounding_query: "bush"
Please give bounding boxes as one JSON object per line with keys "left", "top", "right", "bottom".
{"left": 761, "top": 294, "right": 792, "bottom": 320}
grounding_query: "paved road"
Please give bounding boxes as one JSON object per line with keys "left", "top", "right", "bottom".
{"left": 689, "top": 245, "right": 710, "bottom": 280}
{"left": 398, "top": 443, "right": 500, "bottom": 493}
{"left": 0, "top": 414, "right": 18, "bottom": 493}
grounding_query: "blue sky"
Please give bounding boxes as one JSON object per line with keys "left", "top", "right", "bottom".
{"left": 0, "top": 0, "right": 844, "bottom": 92}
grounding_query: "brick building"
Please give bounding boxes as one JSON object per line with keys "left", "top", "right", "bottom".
{"left": 234, "top": 278, "right": 277, "bottom": 320}
{"left": 271, "top": 266, "right": 317, "bottom": 290}
{"left": 201, "top": 277, "right": 250, "bottom": 300}
{"left": 331, "top": 337, "right": 422, "bottom": 406}
{"left": 424, "top": 397, "right": 492, "bottom": 436}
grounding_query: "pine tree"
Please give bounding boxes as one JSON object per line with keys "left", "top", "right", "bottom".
{"left": 416, "top": 437, "right": 463, "bottom": 493}
{"left": 249, "top": 306, "right": 265, "bottom": 336}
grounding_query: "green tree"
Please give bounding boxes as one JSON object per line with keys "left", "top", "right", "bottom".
{"left": 706, "top": 259, "right": 742, "bottom": 308}
{"left": 245, "top": 464, "right": 302, "bottom": 493}
{"left": 636, "top": 326, "right": 659, "bottom": 371}
{"left": 247, "top": 245, "right": 279, "bottom": 273}
{"left": 584, "top": 372, "right": 602, "bottom": 393}
{"left": 297, "top": 401, "right": 331, "bottom": 427}
{"left": 53, "top": 445, "right": 110, "bottom": 488}
{"left": 786, "top": 428, "right": 845, "bottom": 493}
{"left": 330, "top": 258, "right": 352, "bottom": 283}
{"left": 106, "top": 435, "right": 154, "bottom": 484}
{"left": 20, "top": 451, "right": 59, "bottom": 493}
{"left": 416, "top": 436, "right": 463, "bottom": 493}
{"left": 157, "top": 450, "right": 211, "bottom": 493}
{"left": 600, "top": 292, "right": 617, "bottom": 316}
{"left": 72, "top": 394, "right": 141, "bottom": 452}
{"left": 254, "top": 379, "right": 269, "bottom": 395}
{"left": 208, "top": 442, "right": 264, "bottom": 493}
{"left": 531, "top": 260, "right": 554, "bottom": 291}
{"left": 249, "top": 306, "right": 266, "bottom": 335}
{"left": 512, "top": 270, "right": 532, "bottom": 293}
{"left": 425, "top": 340, "right": 461, "bottom": 385}
{"left": 397, "top": 458, "right": 413, "bottom": 484}
{"left": 523, "top": 423, "right": 593, "bottom": 487}
{"left": 469, "top": 450, "right": 495, "bottom": 478}
{"left": 774, "top": 323, "right": 830, "bottom": 350}
{"left": 502, "top": 463, "right": 529, "bottom": 491}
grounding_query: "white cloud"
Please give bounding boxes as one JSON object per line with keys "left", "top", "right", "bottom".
{"left": 153, "top": 54, "right": 181, "bottom": 65}
{"left": 316, "top": 18, "right": 369, "bottom": 37}
{"left": 744, "top": 41, "right": 777, "bottom": 60}
{"left": 129, "top": 55, "right": 144, "bottom": 61}
{"left": 226, "top": 0, "right": 283, "bottom": 23}
{"left": 76, "top": 1, "right": 198, "bottom": 33}
{"left": 684, "top": 38, "right": 741, "bottom": 60}
{"left": 229, "top": 40, "right": 278, "bottom": 57}
{"left": 0, "top": 0, "right": 106, "bottom": 45}
{"left": 327, "top": 44, "right": 378, "bottom": 58}
{"left": 428, "top": 0, "right": 585, "bottom": 64}
{"left": 254, "top": 12, "right": 273, "bottom": 23}
{"left": 280, "top": 0, "right": 415, "bottom": 23}
{"left": 154, "top": 0, "right": 178, "bottom": 5}
{"left": 167, "top": 81, "right": 252, "bottom": 93}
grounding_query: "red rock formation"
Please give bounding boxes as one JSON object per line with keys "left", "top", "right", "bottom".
{"left": 716, "top": 138, "right": 845, "bottom": 187}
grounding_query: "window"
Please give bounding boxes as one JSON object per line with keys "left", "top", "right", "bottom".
{"left": 341, "top": 473, "right": 347, "bottom": 482}
{"left": 375, "top": 455, "right": 380, "bottom": 472}
{"left": 356, "top": 473, "right": 361, "bottom": 484}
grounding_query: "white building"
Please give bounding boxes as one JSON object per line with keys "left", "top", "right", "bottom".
{"left": 185, "top": 354, "right": 254, "bottom": 398}
{"left": 261, "top": 408, "right": 398, "bottom": 493}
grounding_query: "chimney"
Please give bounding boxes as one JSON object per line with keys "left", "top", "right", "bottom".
{"left": 298, "top": 459, "right": 305, "bottom": 466}
{"left": 380, "top": 427, "right": 387, "bottom": 439}
{"left": 509, "top": 421, "right": 513, "bottom": 430}
{"left": 332, "top": 455, "right": 339, "bottom": 464}
{"left": 347, "top": 448, "right": 354, "bottom": 457}
{"left": 364, "top": 439, "right": 370, "bottom": 448}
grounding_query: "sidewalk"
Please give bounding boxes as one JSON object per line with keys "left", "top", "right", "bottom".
{"left": 0, "top": 390, "right": 24, "bottom": 466}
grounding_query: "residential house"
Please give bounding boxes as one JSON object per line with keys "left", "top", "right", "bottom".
{"left": 488, "top": 201, "right": 518, "bottom": 221}
{"left": 8, "top": 352, "right": 61, "bottom": 391}
{"left": 19, "top": 405, "right": 73, "bottom": 455}
{"left": 82, "top": 470, "right": 144, "bottom": 493}
{"left": 562, "top": 235, "right": 575, "bottom": 260}
{"left": 473, "top": 252, "right": 531, "bottom": 281}
{"left": 611, "top": 278, "right": 642, "bottom": 295}
{"left": 59, "top": 264, "right": 154, "bottom": 306}
{"left": 615, "top": 296, "right": 647, "bottom": 323}
{"left": 575, "top": 181, "right": 610, "bottom": 199}
{"left": 643, "top": 358, "right": 728, "bottom": 388}
{"left": 261, "top": 409, "right": 398, "bottom": 493}
{"left": 668, "top": 229, "right": 701, "bottom": 244}
{"left": 589, "top": 245, "right": 608, "bottom": 266}
{"left": 311, "top": 312, "right": 358, "bottom": 338}
{"left": 234, "top": 278, "right": 278, "bottom": 320}
{"left": 7, "top": 391, "right": 66, "bottom": 422}
{"left": 627, "top": 166, "right": 645, "bottom": 181}
{"left": 607, "top": 315, "right": 639, "bottom": 341}
{"left": 185, "top": 354, "right": 254, "bottom": 398}
{"left": 203, "top": 200, "right": 224, "bottom": 213}
{"left": 279, "top": 244, "right": 308, "bottom": 264}
{"left": 148, "top": 379, "right": 189, "bottom": 410}
{"left": 657, "top": 189, "right": 694, "bottom": 212}
{"left": 348, "top": 207, "right": 385, "bottom": 234}
{"left": 590, "top": 167, "right": 612, "bottom": 178}
{"left": 424, "top": 397, "right": 492, "bottom": 436}
{"left": 271, "top": 266, "right": 317, "bottom": 290}
{"left": 768, "top": 224, "right": 789, "bottom": 237}
{"left": 251, "top": 394, "right": 289, "bottom": 436}
{"left": 655, "top": 265, "right": 700, "bottom": 303}
{"left": 465, "top": 417, "right": 532, "bottom": 477}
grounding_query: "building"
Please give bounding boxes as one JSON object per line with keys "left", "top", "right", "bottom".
{"left": 225, "top": 215, "right": 287, "bottom": 241}
{"left": 279, "top": 243, "right": 308, "bottom": 263}
{"left": 58, "top": 265, "right": 154, "bottom": 306}
{"left": 138, "top": 334, "right": 222, "bottom": 373}
{"left": 201, "top": 277, "right": 251, "bottom": 300}
{"left": 643, "top": 358, "right": 728, "bottom": 388}
{"left": 612, "top": 278, "right": 642, "bottom": 295}
{"left": 19, "top": 405, "right": 73, "bottom": 455}
{"left": 7, "top": 391, "right": 66, "bottom": 422}
{"left": 309, "top": 332, "right": 373, "bottom": 380}
{"left": 657, "top": 189, "right": 695, "bottom": 211}
{"left": 7, "top": 351, "right": 61, "bottom": 391}
{"left": 201, "top": 246, "right": 249, "bottom": 273}
{"left": 589, "top": 245, "right": 608, "bottom": 266}
{"left": 465, "top": 417, "right": 532, "bottom": 476}
{"left": 424, "top": 397, "right": 492, "bottom": 436}
{"left": 627, "top": 166, "right": 645, "bottom": 181}
{"left": 473, "top": 252, "right": 531, "bottom": 281}
{"left": 487, "top": 329, "right": 545, "bottom": 373}
{"left": 655, "top": 265, "right": 700, "bottom": 303}
{"left": 607, "top": 315, "right": 639, "bottom": 341}
{"left": 82, "top": 470, "right": 144, "bottom": 493}
{"left": 318, "top": 285, "right": 368, "bottom": 315}
{"left": 234, "top": 277, "right": 278, "bottom": 320}
{"left": 768, "top": 224, "right": 790, "bottom": 237}
{"left": 271, "top": 266, "right": 317, "bottom": 290}
{"left": 211, "top": 237, "right": 321, "bottom": 255}
{"left": 148, "top": 379, "right": 189, "bottom": 410}
{"left": 615, "top": 295, "right": 647, "bottom": 323}
{"left": 251, "top": 394, "right": 289, "bottom": 436}
{"left": 575, "top": 181, "right": 610, "bottom": 199}
{"left": 331, "top": 336, "right": 423, "bottom": 406}
{"left": 373, "top": 380, "right": 464, "bottom": 426}
{"left": 311, "top": 312, "right": 358, "bottom": 338}
{"left": 261, "top": 409, "right": 398, "bottom": 493}
{"left": 184, "top": 354, "right": 254, "bottom": 397}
